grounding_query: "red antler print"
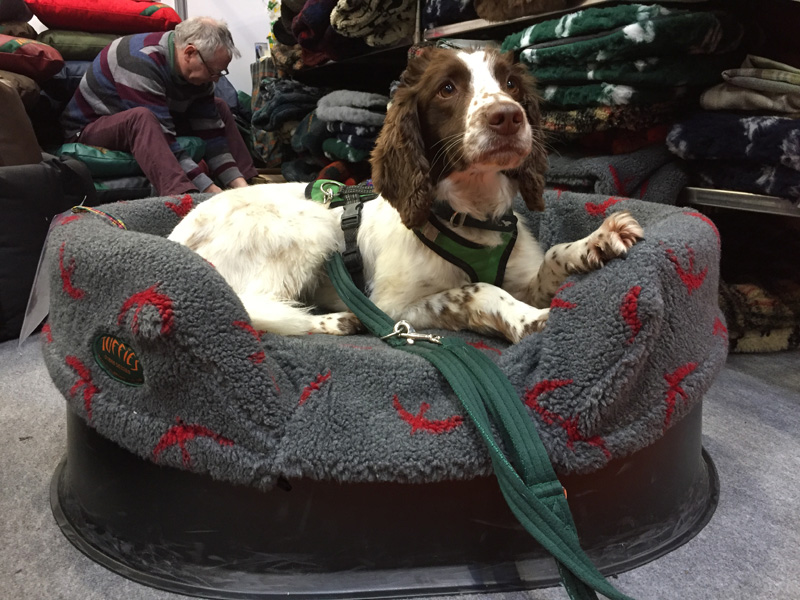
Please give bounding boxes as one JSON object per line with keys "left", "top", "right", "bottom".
{"left": 664, "top": 245, "right": 707, "bottom": 294}
{"left": 663, "top": 362, "right": 698, "bottom": 428}
{"left": 298, "top": 370, "right": 332, "bottom": 406}
{"left": 59, "top": 215, "right": 82, "bottom": 226}
{"left": 683, "top": 211, "right": 721, "bottom": 248}
{"left": 608, "top": 165, "right": 636, "bottom": 196}
{"left": 66, "top": 355, "right": 98, "bottom": 421}
{"left": 59, "top": 242, "right": 85, "bottom": 300}
{"left": 165, "top": 194, "right": 194, "bottom": 218}
{"left": 392, "top": 395, "right": 464, "bottom": 435}
{"left": 233, "top": 320, "right": 266, "bottom": 364}
{"left": 551, "top": 282, "right": 577, "bottom": 310}
{"left": 524, "top": 379, "right": 612, "bottom": 459}
{"left": 524, "top": 379, "right": 574, "bottom": 415}
{"left": 42, "top": 323, "right": 53, "bottom": 344}
{"left": 621, "top": 285, "right": 642, "bottom": 344}
{"left": 467, "top": 340, "right": 502, "bottom": 355}
{"left": 118, "top": 284, "right": 175, "bottom": 335}
{"left": 638, "top": 178, "right": 650, "bottom": 198}
{"left": 713, "top": 317, "right": 728, "bottom": 342}
{"left": 585, "top": 197, "right": 623, "bottom": 217}
{"left": 153, "top": 417, "right": 234, "bottom": 468}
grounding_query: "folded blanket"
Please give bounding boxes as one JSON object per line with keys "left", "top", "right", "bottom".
{"left": 720, "top": 281, "right": 800, "bottom": 353}
{"left": 326, "top": 121, "right": 382, "bottom": 137}
{"left": 546, "top": 143, "right": 687, "bottom": 203}
{"left": 291, "top": 0, "right": 368, "bottom": 61}
{"left": 474, "top": 0, "right": 567, "bottom": 22}
{"left": 532, "top": 53, "right": 734, "bottom": 88}
{"left": 316, "top": 159, "right": 371, "bottom": 184}
{"left": 541, "top": 82, "right": 693, "bottom": 108}
{"left": 715, "top": 212, "right": 800, "bottom": 352}
{"left": 690, "top": 160, "right": 800, "bottom": 201}
{"left": 330, "top": 0, "right": 416, "bottom": 47}
{"left": 541, "top": 102, "right": 684, "bottom": 134}
{"left": 421, "top": 0, "right": 479, "bottom": 30}
{"left": 281, "top": 155, "right": 327, "bottom": 182}
{"left": 316, "top": 90, "right": 389, "bottom": 126}
{"left": 291, "top": 0, "right": 337, "bottom": 50}
{"left": 502, "top": 4, "right": 674, "bottom": 53}
{"left": 322, "top": 137, "right": 371, "bottom": 163}
{"left": 701, "top": 55, "right": 800, "bottom": 114}
{"left": 520, "top": 11, "right": 740, "bottom": 68}
{"left": 666, "top": 112, "right": 800, "bottom": 172}
{"left": 504, "top": 7, "right": 742, "bottom": 68}
{"left": 291, "top": 110, "right": 330, "bottom": 157}
{"left": 335, "top": 132, "right": 376, "bottom": 151}
{"left": 722, "top": 54, "right": 800, "bottom": 94}
{"left": 552, "top": 124, "right": 670, "bottom": 156}
{"left": 701, "top": 84, "right": 800, "bottom": 114}
{"left": 252, "top": 78, "right": 325, "bottom": 132}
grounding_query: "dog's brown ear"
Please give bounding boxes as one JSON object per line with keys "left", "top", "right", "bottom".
{"left": 506, "top": 60, "right": 548, "bottom": 212}
{"left": 370, "top": 81, "right": 434, "bottom": 229}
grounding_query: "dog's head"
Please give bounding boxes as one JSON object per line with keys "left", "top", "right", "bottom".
{"left": 370, "top": 46, "right": 547, "bottom": 229}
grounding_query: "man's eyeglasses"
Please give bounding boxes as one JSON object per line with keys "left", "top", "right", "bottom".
{"left": 196, "top": 50, "right": 229, "bottom": 78}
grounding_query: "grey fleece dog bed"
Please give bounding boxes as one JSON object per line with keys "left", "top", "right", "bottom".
{"left": 41, "top": 189, "right": 728, "bottom": 490}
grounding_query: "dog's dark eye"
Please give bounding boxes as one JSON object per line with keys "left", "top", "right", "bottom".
{"left": 506, "top": 77, "right": 518, "bottom": 91}
{"left": 438, "top": 82, "right": 456, "bottom": 98}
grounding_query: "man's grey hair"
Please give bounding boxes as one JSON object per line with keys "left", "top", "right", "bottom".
{"left": 174, "top": 16, "right": 241, "bottom": 60}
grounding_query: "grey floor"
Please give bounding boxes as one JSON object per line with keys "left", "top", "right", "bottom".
{"left": 1, "top": 337, "right": 799, "bottom": 600}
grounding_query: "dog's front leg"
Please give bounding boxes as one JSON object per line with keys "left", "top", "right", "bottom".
{"left": 395, "top": 283, "right": 549, "bottom": 343}
{"left": 526, "top": 211, "right": 644, "bottom": 308}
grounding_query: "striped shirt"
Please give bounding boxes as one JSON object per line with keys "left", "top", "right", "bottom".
{"left": 61, "top": 31, "right": 241, "bottom": 191}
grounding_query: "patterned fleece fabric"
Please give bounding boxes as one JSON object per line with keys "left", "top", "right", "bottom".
{"left": 42, "top": 190, "right": 727, "bottom": 490}
{"left": 666, "top": 112, "right": 800, "bottom": 200}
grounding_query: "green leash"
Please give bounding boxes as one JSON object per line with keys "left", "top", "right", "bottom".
{"left": 325, "top": 253, "right": 633, "bottom": 600}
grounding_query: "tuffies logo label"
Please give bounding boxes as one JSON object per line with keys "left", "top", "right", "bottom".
{"left": 93, "top": 335, "right": 144, "bottom": 386}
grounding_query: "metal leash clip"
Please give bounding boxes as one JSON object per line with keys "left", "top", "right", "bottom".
{"left": 380, "top": 320, "right": 442, "bottom": 345}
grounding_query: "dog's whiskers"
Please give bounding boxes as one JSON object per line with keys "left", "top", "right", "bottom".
{"left": 431, "top": 134, "right": 465, "bottom": 169}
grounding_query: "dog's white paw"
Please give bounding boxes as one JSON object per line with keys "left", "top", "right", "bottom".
{"left": 586, "top": 211, "right": 644, "bottom": 268}
{"left": 511, "top": 307, "right": 550, "bottom": 343}
{"left": 311, "top": 312, "right": 362, "bottom": 335}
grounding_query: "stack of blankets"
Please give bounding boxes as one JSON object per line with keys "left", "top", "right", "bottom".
{"left": 713, "top": 212, "right": 800, "bottom": 353}
{"left": 667, "top": 55, "right": 800, "bottom": 201}
{"left": 664, "top": 54, "right": 800, "bottom": 353}
{"left": 500, "top": 3, "right": 746, "bottom": 205}
{"left": 284, "top": 89, "right": 388, "bottom": 183}
{"left": 666, "top": 111, "right": 800, "bottom": 201}
{"left": 270, "top": 0, "right": 416, "bottom": 73}
{"left": 251, "top": 78, "right": 326, "bottom": 168}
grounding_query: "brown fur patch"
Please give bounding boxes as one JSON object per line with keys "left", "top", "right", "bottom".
{"left": 371, "top": 47, "right": 548, "bottom": 226}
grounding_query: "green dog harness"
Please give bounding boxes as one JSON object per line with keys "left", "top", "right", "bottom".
{"left": 306, "top": 180, "right": 519, "bottom": 289}
{"left": 414, "top": 204, "right": 518, "bottom": 286}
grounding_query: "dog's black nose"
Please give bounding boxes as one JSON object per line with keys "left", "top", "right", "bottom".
{"left": 487, "top": 104, "right": 523, "bottom": 136}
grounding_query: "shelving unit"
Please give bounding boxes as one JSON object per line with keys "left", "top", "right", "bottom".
{"left": 423, "top": 0, "right": 614, "bottom": 40}
{"left": 681, "top": 187, "right": 800, "bottom": 218}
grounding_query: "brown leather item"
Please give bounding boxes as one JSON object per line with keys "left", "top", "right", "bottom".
{"left": 0, "top": 81, "right": 42, "bottom": 167}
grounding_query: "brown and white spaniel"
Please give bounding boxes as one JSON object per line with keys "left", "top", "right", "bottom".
{"left": 169, "top": 46, "right": 643, "bottom": 343}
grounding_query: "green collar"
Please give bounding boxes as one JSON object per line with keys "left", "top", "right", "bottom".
{"left": 414, "top": 209, "right": 518, "bottom": 286}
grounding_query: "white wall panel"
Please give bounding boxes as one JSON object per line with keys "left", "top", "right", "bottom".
{"left": 184, "top": 0, "right": 269, "bottom": 93}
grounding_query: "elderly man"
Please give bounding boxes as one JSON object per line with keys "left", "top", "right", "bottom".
{"left": 60, "top": 17, "right": 257, "bottom": 195}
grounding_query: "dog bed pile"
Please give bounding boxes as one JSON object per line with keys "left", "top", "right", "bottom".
{"left": 41, "top": 190, "right": 727, "bottom": 489}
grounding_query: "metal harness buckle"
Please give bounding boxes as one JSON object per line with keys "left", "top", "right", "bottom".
{"left": 380, "top": 320, "right": 442, "bottom": 345}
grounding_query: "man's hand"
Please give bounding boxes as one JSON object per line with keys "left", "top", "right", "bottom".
{"left": 228, "top": 177, "right": 249, "bottom": 189}
{"left": 203, "top": 183, "right": 223, "bottom": 193}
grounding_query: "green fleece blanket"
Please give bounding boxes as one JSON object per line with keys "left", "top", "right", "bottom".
{"left": 502, "top": 4, "right": 742, "bottom": 70}
{"left": 541, "top": 102, "right": 683, "bottom": 134}
{"left": 541, "top": 82, "right": 693, "bottom": 108}
{"left": 502, "top": 4, "right": 675, "bottom": 53}
{"left": 531, "top": 53, "right": 734, "bottom": 87}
